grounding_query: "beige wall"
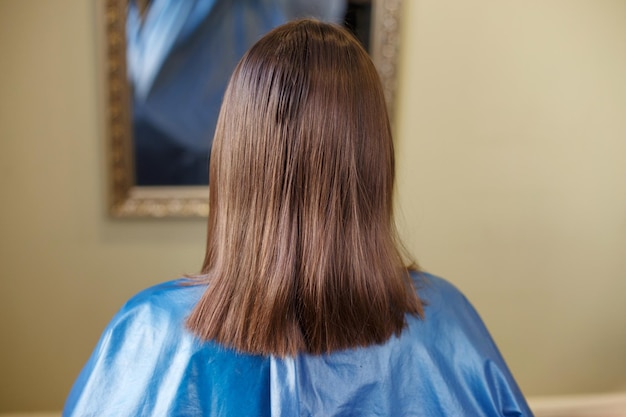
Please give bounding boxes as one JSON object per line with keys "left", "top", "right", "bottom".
{"left": 395, "top": 0, "right": 626, "bottom": 398}
{"left": 0, "top": 0, "right": 624, "bottom": 412}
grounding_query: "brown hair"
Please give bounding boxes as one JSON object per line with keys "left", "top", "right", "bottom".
{"left": 186, "top": 19, "right": 423, "bottom": 356}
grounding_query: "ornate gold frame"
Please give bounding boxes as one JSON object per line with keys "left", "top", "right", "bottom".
{"left": 104, "top": 0, "right": 403, "bottom": 217}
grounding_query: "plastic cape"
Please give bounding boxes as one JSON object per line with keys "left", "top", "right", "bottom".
{"left": 63, "top": 273, "right": 533, "bottom": 416}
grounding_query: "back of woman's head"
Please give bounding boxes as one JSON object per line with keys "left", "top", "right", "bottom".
{"left": 187, "top": 19, "right": 423, "bottom": 356}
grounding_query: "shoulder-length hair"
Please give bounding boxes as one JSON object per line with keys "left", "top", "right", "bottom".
{"left": 187, "top": 19, "right": 423, "bottom": 356}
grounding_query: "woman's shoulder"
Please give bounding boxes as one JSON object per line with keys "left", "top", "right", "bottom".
{"left": 285, "top": 272, "right": 532, "bottom": 416}
{"left": 110, "top": 278, "right": 207, "bottom": 332}
{"left": 406, "top": 270, "right": 494, "bottom": 345}
{"left": 122, "top": 278, "right": 206, "bottom": 307}
{"left": 64, "top": 278, "right": 273, "bottom": 416}
{"left": 410, "top": 270, "right": 470, "bottom": 308}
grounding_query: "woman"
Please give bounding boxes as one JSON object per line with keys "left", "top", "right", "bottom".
{"left": 64, "top": 20, "right": 532, "bottom": 416}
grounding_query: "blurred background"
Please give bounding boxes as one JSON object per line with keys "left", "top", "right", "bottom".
{"left": 0, "top": 0, "right": 624, "bottom": 413}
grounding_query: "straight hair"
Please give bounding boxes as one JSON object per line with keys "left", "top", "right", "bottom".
{"left": 186, "top": 19, "right": 423, "bottom": 356}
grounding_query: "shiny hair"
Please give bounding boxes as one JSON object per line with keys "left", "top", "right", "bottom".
{"left": 186, "top": 19, "right": 423, "bottom": 356}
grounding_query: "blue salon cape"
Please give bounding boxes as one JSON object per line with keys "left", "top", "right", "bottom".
{"left": 63, "top": 273, "right": 533, "bottom": 416}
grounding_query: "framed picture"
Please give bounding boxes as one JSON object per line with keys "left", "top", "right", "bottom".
{"left": 103, "top": 0, "right": 403, "bottom": 217}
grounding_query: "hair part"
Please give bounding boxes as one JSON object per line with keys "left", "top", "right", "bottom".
{"left": 186, "top": 19, "right": 423, "bottom": 356}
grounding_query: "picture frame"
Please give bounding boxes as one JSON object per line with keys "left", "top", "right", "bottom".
{"left": 103, "top": 0, "right": 403, "bottom": 217}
